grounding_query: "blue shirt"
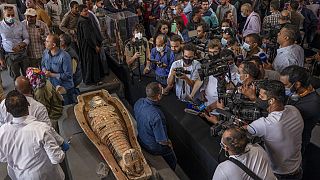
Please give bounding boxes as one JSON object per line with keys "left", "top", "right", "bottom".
{"left": 202, "top": 9, "right": 219, "bottom": 28}
{"left": 0, "top": 20, "right": 29, "bottom": 52}
{"left": 150, "top": 46, "right": 175, "bottom": 77}
{"left": 134, "top": 98, "right": 168, "bottom": 151}
{"left": 41, "top": 49, "right": 74, "bottom": 90}
{"left": 183, "top": 1, "right": 192, "bottom": 15}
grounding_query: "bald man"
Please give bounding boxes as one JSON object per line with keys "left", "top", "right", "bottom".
{"left": 0, "top": 76, "right": 51, "bottom": 127}
{"left": 148, "top": 34, "right": 175, "bottom": 85}
{"left": 241, "top": 3, "right": 261, "bottom": 37}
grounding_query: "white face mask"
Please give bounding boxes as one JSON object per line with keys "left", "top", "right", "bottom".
{"left": 242, "top": 42, "right": 251, "bottom": 52}
{"left": 134, "top": 32, "right": 143, "bottom": 40}
{"left": 156, "top": 46, "right": 164, "bottom": 52}
{"left": 5, "top": 17, "right": 15, "bottom": 24}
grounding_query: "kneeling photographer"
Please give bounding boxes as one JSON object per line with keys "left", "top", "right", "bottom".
{"left": 212, "top": 127, "right": 276, "bottom": 180}
{"left": 164, "top": 43, "right": 201, "bottom": 101}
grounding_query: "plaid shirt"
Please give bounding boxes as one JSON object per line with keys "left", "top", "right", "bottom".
{"left": 263, "top": 11, "right": 281, "bottom": 29}
{"left": 23, "top": 20, "right": 49, "bottom": 59}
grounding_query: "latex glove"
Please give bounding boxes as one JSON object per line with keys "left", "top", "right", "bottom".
{"left": 60, "top": 141, "right": 70, "bottom": 151}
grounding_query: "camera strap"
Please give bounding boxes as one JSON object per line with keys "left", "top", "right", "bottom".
{"left": 229, "top": 157, "right": 262, "bottom": 180}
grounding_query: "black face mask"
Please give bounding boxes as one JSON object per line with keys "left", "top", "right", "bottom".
{"left": 256, "top": 98, "right": 269, "bottom": 110}
{"left": 208, "top": 54, "right": 220, "bottom": 60}
{"left": 183, "top": 57, "right": 193, "bottom": 65}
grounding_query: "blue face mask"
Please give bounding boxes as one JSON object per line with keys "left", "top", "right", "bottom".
{"left": 261, "top": 43, "right": 267, "bottom": 49}
{"left": 285, "top": 88, "right": 293, "bottom": 96}
{"left": 159, "top": 4, "right": 166, "bottom": 10}
{"left": 173, "top": 9, "right": 177, "bottom": 15}
{"left": 221, "top": 38, "right": 228, "bottom": 47}
{"left": 241, "top": 12, "right": 247, "bottom": 17}
{"left": 242, "top": 42, "right": 251, "bottom": 52}
{"left": 235, "top": 73, "right": 243, "bottom": 84}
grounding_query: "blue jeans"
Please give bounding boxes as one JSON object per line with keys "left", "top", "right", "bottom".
{"left": 62, "top": 87, "right": 79, "bottom": 105}
{"left": 138, "top": 138, "right": 177, "bottom": 170}
{"left": 155, "top": 74, "right": 168, "bottom": 86}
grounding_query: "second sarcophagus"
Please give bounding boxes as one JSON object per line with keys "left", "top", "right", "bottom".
{"left": 74, "top": 90, "right": 152, "bottom": 179}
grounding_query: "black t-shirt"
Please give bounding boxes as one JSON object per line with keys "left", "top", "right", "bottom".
{"left": 288, "top": 91, "right": 320, "bottom": 147}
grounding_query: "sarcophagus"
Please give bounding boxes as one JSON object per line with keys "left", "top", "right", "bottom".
{"left": 74, "top": 90, "right": 152, "bottom": 179}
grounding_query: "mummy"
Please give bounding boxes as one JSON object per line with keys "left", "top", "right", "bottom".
{"left": 88, "top": 96, "right": 144, "bottom": 179}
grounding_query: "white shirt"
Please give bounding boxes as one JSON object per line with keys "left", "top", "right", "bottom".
{"left": 203, "top": 76, "right": 218, "bottom": 106}
{"left": 242, "top": 12, "right": 261, "bottom": 37}
{"left": 212, "top": 144, "right": 277, "bottom": 180}
{"left": 247, "top": 105, "right": 304, "bottom": 174}
{"left": 0, "top": 96, "right": 51, "bottom": 127}
{"left": 0, "top": 115, "right": 65, "bottom": 180}
{"left": 46, "top": 0, "right": 62, "bottom": 26}
{"left": 272, "top": 44, "right": 304, "bottom": 72}
{"left": 169, "top": 60, "right": 201, "bottom": 100}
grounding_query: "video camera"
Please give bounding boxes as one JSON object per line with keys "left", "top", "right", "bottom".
{"left": 210, "top": 80, "right": 268, "bottom": 136}
{"left": 210, "top": 109, "right": 248, "bottom": 136}
{"left": 198, "top": 58, "right": 230, "bottom": 81}
{"left": 264, "top": 23, "right": 282, "bottom": 43}
{"left": 174, "top": 67, "right": 191, "bottom": 77}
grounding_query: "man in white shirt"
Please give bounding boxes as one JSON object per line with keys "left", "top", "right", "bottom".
{"left": 164, "top": 43, "right": 201, "bottom": 101}
{"left": 247, "top": 80, "right": 304, "bottom": 179}
{"left": 241, "top": 3, "right": 261, "bottom": 37}
{"left": 0, "top": 90, "right": 65, "bottom": 180}
{"left": 0, "top": 76, "right": 51, "bottom": 127}
{"left": 273, "top": 25, "right": 304, "bottom": 72}
{"left": 212, "top": 127, "right": 276, "bottom": 180}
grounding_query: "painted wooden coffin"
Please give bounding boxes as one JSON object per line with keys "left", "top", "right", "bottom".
{"left": 74, "top": 89, "right": 152, "bottom": 180}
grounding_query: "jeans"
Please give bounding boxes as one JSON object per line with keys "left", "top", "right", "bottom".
{"left": 138, "top": 138, "right": 177, "bottom": 170}
{"left": 62, "top": 87, "right": 79, "bottom": 105}
{"left": 155, "top": 74, "right": 168, "bottom": 86}
{"left": 5, "top": 51, "right": 29, "bottom": 80}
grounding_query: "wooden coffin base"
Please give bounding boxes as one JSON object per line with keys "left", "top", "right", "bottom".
{"left": 74, "top": 90, "right": 152, "bottom": 180}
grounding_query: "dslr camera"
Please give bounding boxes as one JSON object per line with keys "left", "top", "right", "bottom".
{"left": 174, "top": 67, "right": 191, "bottom": 77}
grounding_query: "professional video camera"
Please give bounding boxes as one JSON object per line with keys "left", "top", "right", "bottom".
{"left": 264, "top": 23, "right": 282, "bottom": 43}
{"left": 198, "top": 58, "right": 230, "bottom": 81}
{"left": 210, "top": 80, "right": 268, "bottom": 136}
{"left": 174, "top": 67, "right": 191, "bottom": 77}
{"left": 210, "top": 109, "right": 248, "bottom": 136}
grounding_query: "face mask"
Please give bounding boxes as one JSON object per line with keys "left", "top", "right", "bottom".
{"left": 256, "top": 98, "right": 269, "bottom": 110}
{"left": 221, "top": 26, "right": 228, "bottom": 31}
{"left": 235, "top": 73, "right": 243, "bottom": 84}
{"left": 183, "top": 57, "right": 193, "bottom": 65}
{"left": 209, "top": 54, "right": 220, "bottom": 60}
{"left": 134, "top": 32, "right": 143, "bottom": 40}
{"left": 221, "top": 38, "right": 228, "bottom": 47}
{"left": 285, "top": 88, "right": 293, "bottom": 96}
{"left": 173, "top": 9, "right": 177, "bottom": 15}
{"left": 156, "top": 46, "right": 164, "bottom": 52}
{"left": 242, "top": 42, "right": 251, "bottom": 52}
{"left": 5, "top": 17, "right": 15, "bottom": 24}
{"left": 261, "top": 43, "right": 267, "bottom": 49}
{"left": 159, "top": 4, "right": 166, "bottom": 9}
{"left": 241, "top": 12, "right": 246, "bottom": 17}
